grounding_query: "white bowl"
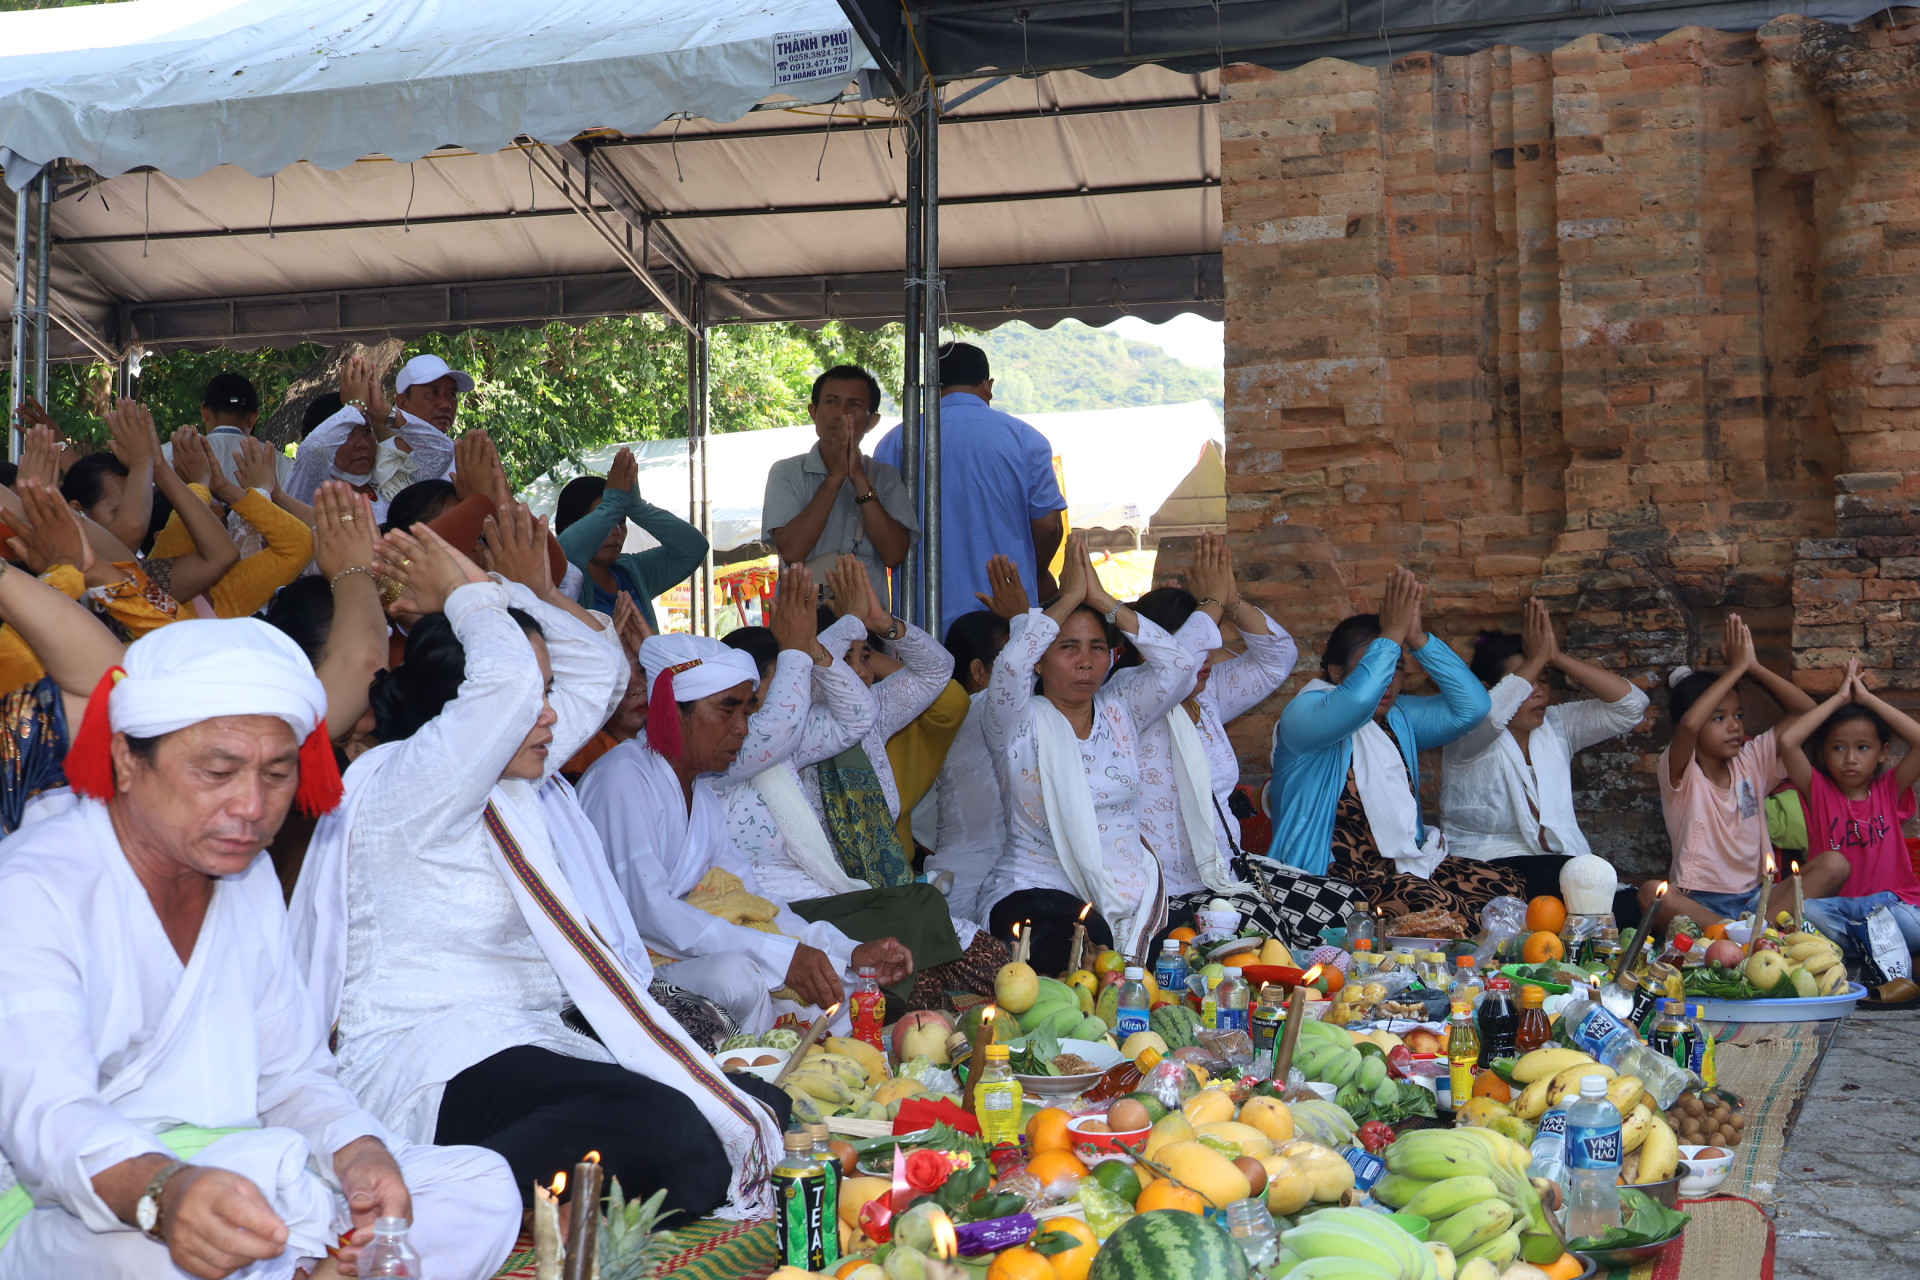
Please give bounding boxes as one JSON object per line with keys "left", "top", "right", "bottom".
{"left": 1677, "top": 1144, "right": 1734, "bottom": 1197}
{"left": 1301, "top": 1081, "right": 1338, "bottom": 1103}
{"left": 1723, "top": 919, "right": 1755, "bottom": 945}
{"left": 715, "top": 1046, "right": 791, "bottom": 1083}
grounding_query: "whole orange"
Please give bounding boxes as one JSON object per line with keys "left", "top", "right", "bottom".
{"left": 1136, "top": 1179, "right": 1207, "bottom": 1214}
{"left": 1526, "top": 895, "right": 1568, "bottom": 935}
{"left": 1705, "top": 922, "right": 1729, "bottom": 941}
{"left": 1033, "top": 1218, "right": 1099, "bottom": 1280}
{"left": 1472, "top": 1071, "right": 1513, "bottom": 1102}
{"left": 1026, "top": 1107, "right": 1073, "bottom": 1155}
{"left": 1026, "top": 1149, "right": 1090, "bottom": 1190}
{"left": 1168, "top": 926, "right": 1198, "bottom": 943}
{"left": 1522, "top": 930, "right": 1565, "bottom": 964}
{"left": 986, "top": 1246, "right": 1058, "bottom": 1280}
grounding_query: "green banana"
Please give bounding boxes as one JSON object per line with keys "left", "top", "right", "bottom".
{"left": 1298, "top": 1017, "right": 1351, "bottom": 1045}
{"left": 1357, "top": 1054, "right": 1388, "bottom": 1091}
{"left": 1455, "top": 1260, "right": 1498, "bottom": 1280}
{"left": 1458, "top": 1228, "right": 1520, "bottom": 1270}
{"left": 1323, "top": 1047, "right": 1363, "bottom": 1087}
{"left": 1427, "top": 1242, "right": 1457, "bottom": 1280}
{"left": 1370, "top": 1173, "right": 1435, "bottom": 1209}
{"left": 1403, "top": 1176, "right": 1501, "bottom": 1222}
{"left": 1278, "top": 1258, "right": 1397, "bottom": 1280}
{"left": 1282, "top": 1207, "right": 1425, "bottom": 1280}
{"left": 1370, "top": 1074, "right": 1400, "bottom": 1110}
{"left": 1384, "top": 1132, "right": 1498, "bottom": 1183}
{"left": 1432, "top": 1199, "right": 1513, "bottom": 1255}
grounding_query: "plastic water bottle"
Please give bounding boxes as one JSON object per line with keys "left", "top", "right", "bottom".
{"left": 360, "top": 1217, "right": 422, "bottom": 1278}
{"left": 1155, "top": 938, "right": 1189, "bottom": 995}
{"left": 1215, "top": 964, "right": 1250, "bottom": 1032}
{"left": 1563, "top": 998, "right": 1694, "bottom": 1109}
{"left": 1115, "top": 967, "right": 1152, "bottom": 1037}
{"left": 1564, "top": 1075, "right": 1623, "bottom": 1241}
{"left": 1526, "top": 1101, "right": 1569, "bottom": 1195}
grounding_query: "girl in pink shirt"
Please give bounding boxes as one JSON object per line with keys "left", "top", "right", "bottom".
{"left": 1654, "top": 615, "right": 1818, "bottom": 929}
{"left": 1779, "top": 660, "right": 1920, "bottom": 952}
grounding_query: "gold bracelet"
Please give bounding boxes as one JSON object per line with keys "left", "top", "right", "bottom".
{"left": 330, "top": 565, "right": 372, "bottom": 587}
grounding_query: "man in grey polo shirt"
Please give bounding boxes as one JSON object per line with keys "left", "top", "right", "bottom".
{"left": 762, "top": 364, "right": 917, "bottom": 604}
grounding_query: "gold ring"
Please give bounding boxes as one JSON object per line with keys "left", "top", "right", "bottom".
{"left": 341, "top": 514, "right": 354, "bottom": 523}
{"left": 402, "top": 557, "right": 412, "bottom": 567}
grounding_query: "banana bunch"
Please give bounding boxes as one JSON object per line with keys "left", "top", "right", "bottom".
{"left": 1278, "top": 1205, "right": 1440, "bottom": 1280}
{"left": 1298, "top": 1040, "right": 1364, "bottom": 1087}
{"left": 1784, "top": 931, "right": 1850, "bottom": 996}
{"left": 1509, "top": 1044, "right": 1643, "bottom": 1121}
{"left": 1381, "top": 1129, "right": 1562, "bottom": 1266}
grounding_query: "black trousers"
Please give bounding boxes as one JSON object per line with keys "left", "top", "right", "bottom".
{"left": 989, "top": 887, "right": 1114, "bottom": 977}
{"left": 435, "top": 1045, "right": 791, "bottom": 1215}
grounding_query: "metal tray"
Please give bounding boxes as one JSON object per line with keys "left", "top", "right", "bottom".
{"left": 1690, "top": 982, "right": 1866, "bottom": 1024}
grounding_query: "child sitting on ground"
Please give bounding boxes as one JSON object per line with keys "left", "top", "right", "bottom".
{"left": 1654, "top": 614, "right": 1819, "bottom": 930}
{"left": 1776, "top": 659, "right": 1920, "bottom": 956}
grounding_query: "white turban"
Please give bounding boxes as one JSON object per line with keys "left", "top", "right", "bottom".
{"left": 67, "top": 618, "right": 342, "bottom": 814}
{"left": 639, "top": 634, "right": 759, "bottom": 757}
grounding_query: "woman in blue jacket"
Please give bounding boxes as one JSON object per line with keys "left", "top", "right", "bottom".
{"left": 1268, "top": 568, "right": 1526, "bottom": 927}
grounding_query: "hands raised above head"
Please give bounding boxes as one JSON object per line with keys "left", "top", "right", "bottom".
{"left": 1521, "top": 597, "right": 1558, "bottom": 667}
{"left": 312, "top": 481, "right": 376, "bottom": 583}
{"left": 613, "top": 589, "right": 653, "bottom": 658}
{"left": 482, "top": 498, "right": 555, "bottom": 598}
{"left": 6, "top": 479, "right": 93, "bottom": 575}
{"left": 452, "top": 429, "right": 507, "bottom": 505}
{"left": 768, "top": 560, "right": 822, "bottom": 656}
{"left": 976, "top": 553, "right": 1029, "bottom": 618}
{"left": 374, "top": 522, "right": 486, "bottom": 616}
{"left": 604, "top": 445, "right": 639, "bottom": 496}
{"left": 1185, "top": 531, "right": 1237, "bottom": 608}
{"left": 1377, "top": 566, "right": 1424, "bottom": 649}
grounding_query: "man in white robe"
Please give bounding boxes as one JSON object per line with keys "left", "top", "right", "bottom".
{"left": 579, "top": 634, "right": 913, "bottom": 1029}
{"left": 0, "top": 618, "right": 517, "bottom": 1280}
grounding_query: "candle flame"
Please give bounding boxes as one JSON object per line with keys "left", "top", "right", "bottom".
{"left": 928, "top": 1210, "right": 958, "bottom": 1260}
{"left": 824, "top": 1002, "right": 842, "bottom": 1018}
{"left": 585, "top": 1151, "right": 601, "bottom": 1165}
{"left": 1010, "top": 922, "right": 1021, "bottom": 938}
{"left": 552, "top": 1171, "right": 567, "bottom": 1196}
{"left": 1301, "top": 965, "right": 1324, "bottom": 984}
{"left": 1077, "top": 903, "right": 1091, "bottom": 922}
{"left": 982, "top": 1004, "right": 996, "bottom": 1021}
{"left": 1656, "top": 880, "right": 1668, "bottom": 894}
{"left": 1791, "top": 861, "right": 1800, "bottom": 875}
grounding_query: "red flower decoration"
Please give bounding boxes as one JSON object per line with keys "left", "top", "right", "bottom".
{"left": 904, "top": 1149, "right": 952, "bottom": 1195}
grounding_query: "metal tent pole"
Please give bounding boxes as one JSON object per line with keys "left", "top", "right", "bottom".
{"left": 686, "top": 319, "right": 713, "bottom": 635}
{"left": 898, "top": 87, "right": 926, "bottom": 629}
{"left": 920, "top": 84, "right": 943, "bottom": 636}
{"left": 30, "top": 170, "right": 50, "bottom": 407}
{"left": 8, "top": 184, "right": 28, "bottom": 461}
{"left": 696, "top": 323, "right": 714, "bottom": 635}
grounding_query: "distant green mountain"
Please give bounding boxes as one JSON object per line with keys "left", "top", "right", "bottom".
{"left": 968, "top": 320, "right": 1223, "bottom": 415}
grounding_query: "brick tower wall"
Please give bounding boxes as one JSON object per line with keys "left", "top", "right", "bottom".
{"left": 1214, "top": 13, "right": 1920, "bottom": 876}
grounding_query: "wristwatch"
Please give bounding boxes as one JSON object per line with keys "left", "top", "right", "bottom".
{"left": 855, "top": 490, "right": 878, "bottom": 505}
{"left": 883, "top": 617, "right": 904, "bottom": 642}
{"left": 136, "top": 1160, "right": 188, "bottom": 1240}
{"left": 1102, "top": 605, "right": 1121, "bottom": 624}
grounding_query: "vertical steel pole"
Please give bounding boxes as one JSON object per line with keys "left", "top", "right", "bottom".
{"left": 30, "top": 169, "right": 50, "bottom": 407}
{"left": 685, "top": 323, "right": 703, "bottom": 634}
{"left": 920, "top": 83, "right": 943, "bottom": 637}
{"left": 898, "top": 90, "right": 926, "bottom": 628}
{"left": 8, "top": 182, "right": 29, "bottom": 462}
{"left": 696, "top": 323, "right": 714, "bottom": 635}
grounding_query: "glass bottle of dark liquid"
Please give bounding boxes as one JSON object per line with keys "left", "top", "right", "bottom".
{"left": 1475, "top": 974, "right": 1519, "bottom": 1067}
{"left": 1514, "top": 984, "right": 1553, "bottom": 1054}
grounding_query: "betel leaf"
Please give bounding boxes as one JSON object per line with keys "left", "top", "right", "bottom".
{"left": 1566, "top": 1188, "right": 1692, "bottom": 1250}
{"left": 1004, "top": 1022, "right": 1063, "bottom": 1077}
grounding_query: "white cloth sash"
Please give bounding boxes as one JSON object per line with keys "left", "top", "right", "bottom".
{"left": 1032, "top": 698, "right": 1157, "bottom": 954}
{"left": 1302, "top": 679, "right": 1448, "bottom": 878}
{"left": 1164, "top": 704, "right": 1246, "bottom": 894}
{"left": 750, "top": 764, "right": 866, "bottom": 896}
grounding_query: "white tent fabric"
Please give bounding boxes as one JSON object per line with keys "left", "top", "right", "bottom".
{"left": 0, "top": 0, "right": 869, "bottom": 188}
{"left": 525, "top": 399, "right": 1224, "bottom": 555}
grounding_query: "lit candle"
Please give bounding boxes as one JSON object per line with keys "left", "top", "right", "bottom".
{"left": 534, "top": 1173, "right": 565, "bottom": 1280}
{"left": 562, "top": 1153, "right": 601, "bottom": 1280}
{"left": 1020, "top": 920, "right": 1034, "bottom": 966}
{"left": 962, "top": 1003, "right": 996, "bottom": 1113}
{"left": 1614, "top": 881, "right": 1667, "bottom": 980}
{"left": 925, "top": 1210, "right": 966, "bottom": 1280}
{"left": 1009, "top": 921, "right": 1022, "bottom": 968}
{"left": 1791, "top": 860, "right": 1804, "bottom": 932}
{"left": 1067, "top": 904, "right": 1091, "bottom": 975}
{"left": 773, "top": 1002, "right": 842, "bottom": 1087}
{"left": 1271, "top": 965, "right": 1323, "bottom": 1082}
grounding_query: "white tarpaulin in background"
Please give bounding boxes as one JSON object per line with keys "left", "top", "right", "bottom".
{"left": 0, "top": 0, "right": 868, "bottom": 186}
{"left": 524, "top": 400, "right": 1224, "bottom": 556}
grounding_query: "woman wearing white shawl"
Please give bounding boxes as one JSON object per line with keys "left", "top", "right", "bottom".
{"left": 976, "top": 534, "right": 1198, "bottom": 972}
{"left": 290, "top": 511, "right": 781, "bottom": 1224}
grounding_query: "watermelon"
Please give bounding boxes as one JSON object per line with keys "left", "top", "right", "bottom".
{"left": 1150, "top": 1004, "right": 1201, "bottom": 1050}
{"left": 1088, "top": 1209, "right": 1250, "bottom": 1280}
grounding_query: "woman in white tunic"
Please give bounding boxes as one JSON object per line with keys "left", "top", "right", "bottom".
{"left": 1440, "top": 598, "right": 1650, "bottom": 905}
{"left": 925, "top": 608, "right": 1017, "bottom": 922}
{"left": 298, "top": 512, "right": 782, "bottom": 1223}
{"left": 1124, "top": 534, "right": 1298, "bottom": 910}
{"left": 976, "top": 534, "right": 1197, "bottom": 973}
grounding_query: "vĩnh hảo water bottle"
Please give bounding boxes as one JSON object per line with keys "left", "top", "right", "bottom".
{"left": 1563, "top": 996, "right": 1695, "bottom": 1109}
{"left": 1564, "top": 1074, "right": 1623, "bottom": 1242}
{"left": 1115, "top": 967, "right": 1152, "bottom": 1038}
{"left": 1526, "top": 1101, "right": 1570, "bottom": 1196}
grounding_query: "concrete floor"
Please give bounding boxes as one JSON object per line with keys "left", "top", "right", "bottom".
{"left": 1772, "top": 1009, "right": 1920, "bottom": 1279}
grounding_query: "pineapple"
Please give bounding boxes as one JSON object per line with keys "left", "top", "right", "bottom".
{"left": 597, "top": 1178, "right": 680, "bottom": 1280}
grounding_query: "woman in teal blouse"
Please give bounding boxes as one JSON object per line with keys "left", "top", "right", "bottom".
{"left": 555, "top": 448, "right": 709, "bottom": 632}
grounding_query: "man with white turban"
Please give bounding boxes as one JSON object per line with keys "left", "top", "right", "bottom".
{"left": 0, "top": 618, "right": 518, "bottom": 1280}
{"left": 579, "top": 631, "right": 913, "bottom": 1031}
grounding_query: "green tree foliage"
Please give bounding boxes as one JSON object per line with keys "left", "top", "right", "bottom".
{"left": 974, "top": 320, "right": 1222, "bottom": 415}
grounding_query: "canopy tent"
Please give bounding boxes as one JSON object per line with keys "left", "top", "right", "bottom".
{"left": 523, "top": 398, "right": 1224, "bottom": 556}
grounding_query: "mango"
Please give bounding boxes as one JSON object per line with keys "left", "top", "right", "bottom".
{"left": 1195, "top": 1120, "right": 1275, "bottom": 1159}
{"left": 1277, "top": 1139, "right": 1358, "bottom": 1201}
{"left": 1261, "top": 1154, "right": 1316, "bottom": 1215}
{"left": 839, "top": 1176, "right": 892, "bottom": 1229}
{"left": 822, "top": 1037, "right": 888, "bottom": 1082}
{"left": 1155, "top": 1140, "right": 1254, "bottom": 1209}
{"left": 1181, "top": 1087, "right": 1236, "bottom": 1126}
{"left": 1236, "top": 1095, "right": 1296, "bottom": 1146}
{"left": 1143, "top": 1112, "right": 1194, "bottom": 1160}
{"left": 994, "top": 961, "right": 1040, "bottom": 1014}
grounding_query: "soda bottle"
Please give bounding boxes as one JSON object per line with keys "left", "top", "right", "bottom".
{"left": 1475, "top": 975, "right": 1518, "bottom": 1067}
{"left": 849, "top": 966, "right": 886, "bottom": 1052}
{"left": 1565, "top": 1075, "right": 1623, "bottom": 1241}
{"left": 1514, "top": 984, "right": 1552, "bottom": 1053}
{"left": 1115, "top": 967, "right": 1152, "bottom": 1037}
{"left": 774, "top": 1129, "right": 837, "bottom": 1271}
{"left": 1526, "top": 1101, "right": 1570, "bottom": 1195}
{"left": 1445, "top": 1002, "right": 1480, "bottom": 1109}
{"left": 973, "top": 1044, "right": 1024, "bottom": 1146}
{"left": 1216, "top": 964, "right": 1250, "bottom": 1033}
{"left": 1155, "top": 938, "right": 1189, "bottom": 995}
{"left": 359, "top": 1217, "right": 421, "bottom": 1278}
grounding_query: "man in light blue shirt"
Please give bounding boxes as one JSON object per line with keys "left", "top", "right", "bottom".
{"left": 873, "top": 343, "right": 1067, "bottom": 635}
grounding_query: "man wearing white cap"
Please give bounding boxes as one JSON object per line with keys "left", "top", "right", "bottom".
{"left": 287, "top": 352, "right": 464, "bottom": 519}
{"left": 579, "top": 630, "right": 913, "bottom": 1031}
{"left": 0, "top": 619, "right": 519, "bottom": 1280}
